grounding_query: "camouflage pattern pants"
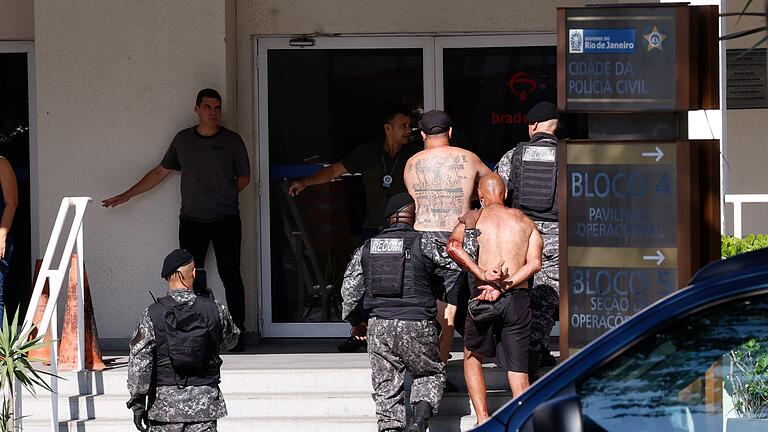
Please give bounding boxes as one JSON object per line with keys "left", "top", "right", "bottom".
{"left": 149, "top": 420, "right": 217, "bottom": 431}
{"left": 368, "top": 317, "right": 445, "bottom": 431}
{"left": 530, "top": 222, "right": 560, "bottom": 353}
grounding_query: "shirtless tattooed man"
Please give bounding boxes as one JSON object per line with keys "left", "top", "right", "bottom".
{"left": 403, "top": 110, "right": 491, "bottom": 369}
{"left": 446, "top": 173, "right": 542, "bottom": 425}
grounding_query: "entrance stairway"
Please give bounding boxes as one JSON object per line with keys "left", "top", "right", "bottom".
{"left": 21, "top": 341, "right": 542, "bottom": 432}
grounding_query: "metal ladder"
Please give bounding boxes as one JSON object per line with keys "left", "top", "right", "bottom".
{"left": 16, "top": 197, "right": 92, "bottom": 432}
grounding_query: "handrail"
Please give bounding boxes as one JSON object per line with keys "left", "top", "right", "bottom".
{"left": 16, "top": 197, "right": 92, "bottom": 432}
{"left": 724, "top": 194, "right": 768, "bottom": 238}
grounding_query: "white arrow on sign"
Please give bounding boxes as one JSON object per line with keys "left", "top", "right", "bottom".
{"left": 643, "top": 250, "right": 667, "bottom": 266}
{"left": 641, "top": 146, "right": 665, "bottom": 162}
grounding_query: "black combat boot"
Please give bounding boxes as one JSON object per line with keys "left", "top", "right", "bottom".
{"left": 406, "top": 401, "right": 433, "bottom": 432}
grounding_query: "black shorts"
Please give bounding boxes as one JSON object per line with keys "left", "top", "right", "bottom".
{"left": 464, "top": 288, "right": 531, "bottom": 373}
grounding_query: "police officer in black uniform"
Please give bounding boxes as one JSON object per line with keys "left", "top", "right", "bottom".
{"left": 341, "top": 193, "right": 479, "bottom": 432}
{"left": 495, "top": 101, "right": 560, "bottom": 381}
{"left": 127, "top": 249, "right": 240, "bottom": 431}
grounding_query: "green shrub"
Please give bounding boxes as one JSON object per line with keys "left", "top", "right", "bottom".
{"left": 721, "top": 234, "right": 768, "bottom": 259}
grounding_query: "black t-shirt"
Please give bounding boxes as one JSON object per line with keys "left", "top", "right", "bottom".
{"left": 341, "top": 140, "right": 420, "bottom": 229}
{"left": 161, "top": 126, "right": 250, "bottom": 222}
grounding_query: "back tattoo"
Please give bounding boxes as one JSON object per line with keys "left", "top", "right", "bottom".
{"left": 408, "top": 154, "right": 469, "bottom": 231}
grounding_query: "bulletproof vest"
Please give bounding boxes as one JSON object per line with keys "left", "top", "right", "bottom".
{"left": 360, "top": 226, "right": 436, "bottom": 320}
{"left": 509, "top": 134, "right": 559, "bottom": 221}
{"left": 148, "top": 294, "right": 223, "bottom": 387}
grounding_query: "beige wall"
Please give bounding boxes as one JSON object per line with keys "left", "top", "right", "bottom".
{"left": 34, "top": 0, "right": 230, "bottom": 339}
{"left": 0, "top": 0, "right": 34, "bottom": 40}
{"left": 722, "top": 0, "right": 768, "bottom": 235}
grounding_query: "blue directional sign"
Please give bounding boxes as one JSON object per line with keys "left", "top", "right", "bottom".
{"left": 566, "top": 142, "right": 679, "bottom": 348}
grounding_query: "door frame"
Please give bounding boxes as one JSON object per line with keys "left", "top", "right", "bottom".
{"left": 255, "top": 36, "right": 436, "bottom": 337}
{"left": 0, "top": 41, "right": 39, "bottom": 274}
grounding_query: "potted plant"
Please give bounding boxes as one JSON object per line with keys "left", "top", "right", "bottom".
{"left": 0, "top": 308, "right": 56, "bottom": 432}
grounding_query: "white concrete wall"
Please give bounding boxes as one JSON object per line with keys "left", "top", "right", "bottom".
{"left": 722, "top": 0, "right": 768, "bottom": 236}
{"left": 0, "top": 0, "right": 34, "bottom": 40}
{"left": 34, "top": 0, "right": 231, "bottom": 339}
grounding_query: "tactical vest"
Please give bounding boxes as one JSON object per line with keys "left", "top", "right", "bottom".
{"left": 360, "top": 226, "right": 436, "bottom": 321}
{"left": 148, "top": 295, "right": 223, "bottom": 387}
{"left": 509, "top": 134, "right": 559, "bottom": 221}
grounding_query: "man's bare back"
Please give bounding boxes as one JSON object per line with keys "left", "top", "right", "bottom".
{"left": 474, "top": 205, "right": 537, "bottom": 289}
{"left": 405, "top": 146, "right": 490, "bottom": 232}
{"left": 447, "top": 173, "right": 543, "bottom": 299}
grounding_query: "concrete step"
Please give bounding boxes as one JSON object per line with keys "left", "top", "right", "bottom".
{"left": 35, "top": 361, "right": 512, "bottom": 397}
{"left": 23, "top": 389, "right": 512, "bottom": 421}
{"left": 24, "top": 414, "right": 481, "bottom": 432}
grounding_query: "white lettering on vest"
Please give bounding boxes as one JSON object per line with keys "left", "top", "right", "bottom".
{"left": 370, "top": 238, "right": 404, "bottom": 254}
{"left": 522, "top": 146, "right": 556, "bottom": 163}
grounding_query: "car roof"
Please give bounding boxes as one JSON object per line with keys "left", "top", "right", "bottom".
{"left": 482, "top": 247, "right": 768, "bottom": 430}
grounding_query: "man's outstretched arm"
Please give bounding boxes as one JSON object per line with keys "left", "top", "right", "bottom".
{"left": 103, "top": 165, "right": 171, "bottom": 207}
{"left": 287, "top": 162, "right": 348, "bottom": 196}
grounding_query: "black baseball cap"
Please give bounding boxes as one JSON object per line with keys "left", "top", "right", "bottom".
{"left": 527, "top": 102, "right": 559, "bottom": 123}
{"left": 385, "top": 193, "right": 415, "bottom": 218}
{"left": 418, "top": 110, "right": 453, "bottom": 135}
{"left": 161, "top": 249, "right": 194, "bottom": 279}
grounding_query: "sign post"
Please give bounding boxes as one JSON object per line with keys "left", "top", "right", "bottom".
{"left": 557, "top": 5, "right": 720, "bottom": 358}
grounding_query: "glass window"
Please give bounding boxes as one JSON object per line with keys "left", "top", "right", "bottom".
{"left": 267, "top": 48, "right": 423, "bottom": 323}
{"left": 443, "top": 46, "right": 587, "bottom": 165}
{"left": 577, "top": 293, "right": 768, "bottom": 432}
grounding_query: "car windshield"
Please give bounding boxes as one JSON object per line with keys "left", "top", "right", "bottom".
{"left": 579, "top": 293, "right": 768, "bottom": 432}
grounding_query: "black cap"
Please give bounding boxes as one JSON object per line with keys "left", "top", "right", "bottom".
{"left": 385, "top": 193, "right": 414, "bottom": 218}
{"left": 418, "top": 110, "right": 453, "bottom": 135}
{"left": 527, "top": 102, "right": 559, "bottom": 123}
{"left": 161, "top": 249, "right": 194, "bottom": 279}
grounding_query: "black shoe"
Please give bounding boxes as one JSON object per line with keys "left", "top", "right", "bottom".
{"left": 405, "top": 418, "right": 428, "bottom": 432}
{"left": 406, "top": 401, "right": 433, "bottom": 432}
{"left": 443, "top": 380, "right": 458, "bottom": 393}
{"left": 229, "top": 337, "right": 246, "bottom": 353}
{"left": 337, "top": 332, "right": 367, "bottom": 352}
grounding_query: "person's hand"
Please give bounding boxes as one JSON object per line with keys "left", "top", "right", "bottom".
{"left": 473, "top": 285, "right": 502, "bottom": 302}
{"left": 287, "top": 180, "right": 306, "bottom": 196}
{"left": 482, "top": 260, "right": 507, "bottom": 283}
{"left": 102, "top": 192, "right": 130, "bottom": 208}
{"left": 351, "top": 322, "right": 367, "bottom": 340}
{"left": 0, "top": 233, "right": 6, "bottom": 260}
{"left": 132, "top": 408, "right": 149, "bottom": 432}
{"left": 458, "top": 209, "right": 482, "bottom": 229}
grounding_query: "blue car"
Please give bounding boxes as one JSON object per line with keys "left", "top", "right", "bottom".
{"left": 474, "top": 248, "right": 768, "bottom": 432}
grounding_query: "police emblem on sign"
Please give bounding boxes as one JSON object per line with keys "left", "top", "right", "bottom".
{"left": 370, "top": 238, "right": 404, "bottom": 254}
{"left": 569, "top": 29, "right": 584, "bottom": 53}
{"left": 523, "top": 146, "right": 556, "bottom": 163}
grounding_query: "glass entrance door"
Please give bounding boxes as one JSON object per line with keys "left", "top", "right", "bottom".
{"left": 257, "top": 37, "right": 434, "bottom": 337}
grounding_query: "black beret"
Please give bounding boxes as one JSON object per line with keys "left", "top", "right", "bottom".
{"left": 385, "top": 193, "right": 415, "bottom": 218}
{"left": 418, "top": 110, "right": 453, "bottom": 135}
{"left": 527, "top": 102, "right": 559, "bottom": 123}
{"left": 161, "top": 249, "right": 194, "bottom": 279}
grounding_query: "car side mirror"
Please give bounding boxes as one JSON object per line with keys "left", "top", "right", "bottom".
{"left": 531, "top": 394, "right": 583, "bottom": 432}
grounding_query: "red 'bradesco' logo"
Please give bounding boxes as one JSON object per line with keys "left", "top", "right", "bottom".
{"left": 507, "top": 72, "right": 537, "bottom": 102}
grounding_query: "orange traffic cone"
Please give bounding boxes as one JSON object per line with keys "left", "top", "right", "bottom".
{"left": 28, "top": 259, "right": 52, "bottom": 364}
{"left": 58, "top": 254, "right": 105, "bottom": 371}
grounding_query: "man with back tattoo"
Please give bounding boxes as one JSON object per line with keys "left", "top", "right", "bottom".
{"left": 446, "top": 173, "right": 542, "bottom": 425}
{"left": 403, "top": 110, "right": 491, "bottom": 375}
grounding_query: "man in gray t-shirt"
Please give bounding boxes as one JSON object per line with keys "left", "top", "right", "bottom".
{"left": 103, "top": 88, "right": 251, "bottom": 351}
